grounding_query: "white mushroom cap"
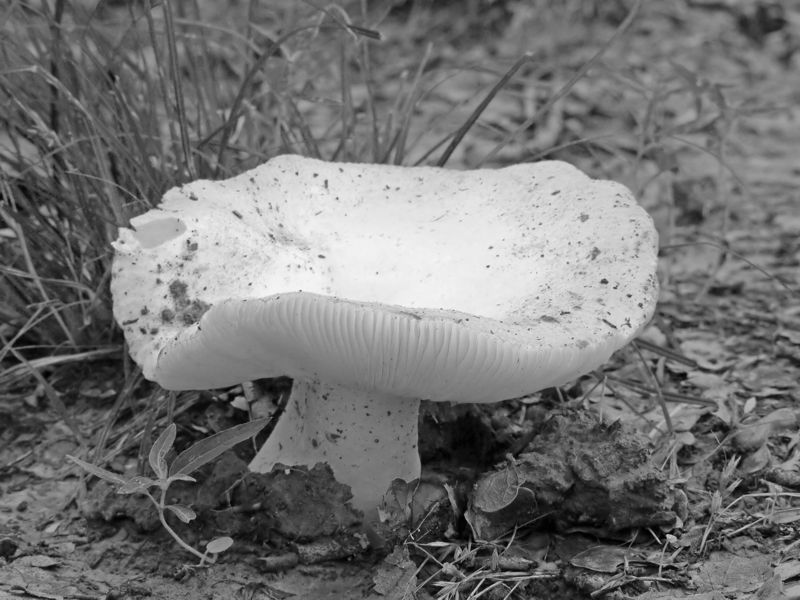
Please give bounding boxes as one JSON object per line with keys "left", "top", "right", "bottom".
{"left": 111, "top": 155, "right": 658, "bottom": 512}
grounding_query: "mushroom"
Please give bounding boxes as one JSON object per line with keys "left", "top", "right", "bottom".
{"left": 111, "top": 155, "right": 659, "bottom": 513}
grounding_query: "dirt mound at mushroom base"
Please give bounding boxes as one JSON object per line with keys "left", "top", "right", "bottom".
{"left": 466, "top": 411, "right": 680, "bottom": 540}
{"left": 81, "top": 452, "right": 365, "bottom": 562}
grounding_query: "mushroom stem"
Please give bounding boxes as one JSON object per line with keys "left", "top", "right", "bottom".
{"left": 248, "top": 378, "right": 421, "bottom": 513}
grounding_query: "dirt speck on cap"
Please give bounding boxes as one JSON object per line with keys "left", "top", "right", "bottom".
{"left": 162, "top": 279, "right": 211, "bottom": 325}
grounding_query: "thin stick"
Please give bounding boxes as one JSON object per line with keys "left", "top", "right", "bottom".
{"left": 604, "top": 374, "right": 717, "bottom": 408}
{"left": 633, "top": 339, "right": 698, "bottom": 368}
{"left": 662, "top": 240, "right": 798, "bottom": 296}
{"left": 632, "top": 342, "right": 673, "bottom": 434}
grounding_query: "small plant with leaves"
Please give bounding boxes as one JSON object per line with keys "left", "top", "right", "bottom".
{"left": 67, "top": 418, "right": 269, "bottom": 566}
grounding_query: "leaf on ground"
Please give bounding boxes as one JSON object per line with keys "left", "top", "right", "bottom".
{"left": 370, "top": 547, "right": 417, "bottom": 599}
{"left": 169, "top": 417, "right": 270, "bottom": 477}
{"left": 693, "top": 551, "right": 773, "bottom": 595}
{"left": 733, "top": 407, "right": 799, "bottom": 451}
{"left": 569, "top": 544, "right": 632, "bottom": 573}
{"left": 14, "top": 555, "right": 61, "bottom": 568}
{"left": 471, "top": 461, "right": 521, "bottom": 513}
{"left": 775, "top": 559, "right": 800, "bottom": 581}
{"left": 740, "top": 444, "right": 771, "bottom": 474}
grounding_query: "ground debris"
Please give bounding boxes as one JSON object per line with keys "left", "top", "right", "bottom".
{"left": 466, "top": 410, "right": 679, "bottom": 540}
{"left": 3, "top": 1, "right": 800, "bottom": 598}
{"left": 80, "top": 451, "right": 365, "bottom": 550}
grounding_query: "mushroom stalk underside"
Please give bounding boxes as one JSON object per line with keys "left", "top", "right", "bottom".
{"left": 248, "top": 378, "right": 422, "bottom": 513}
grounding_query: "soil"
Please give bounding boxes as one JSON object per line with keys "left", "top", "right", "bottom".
{"left": 2, "top": 1, "right": 800, "bottom": 599}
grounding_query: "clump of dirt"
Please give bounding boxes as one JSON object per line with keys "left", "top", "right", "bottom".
{"left": 466, "top": 410, "right": 680, "bottom": 540}
{"left": 224, "top": 460, "right": 363, "bottom": 542}
{"left": 81, "top": 451, "right": 364, "bottom": 553}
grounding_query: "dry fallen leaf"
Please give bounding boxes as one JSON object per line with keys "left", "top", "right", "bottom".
{"left": 732, "top": 407, "right": 799, "bottom": 451}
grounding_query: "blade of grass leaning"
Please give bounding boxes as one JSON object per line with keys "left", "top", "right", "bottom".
{"left": 358, "top": 35, "right": 382, "bottom": 162}
{"left": 46, "top": 0, "right": 67, "bottom": 137}
{"left": 91, "top": 367, "right": 144, "bottom": 466}
{"left": 169, "top": 417, "right": 270, "bottom": 477}
{"left": 304, "top": 1, "right": 382, "bottom": 41}
{"left": 206, "top": 30, "right": 296, "bottom": 175}
{"left": 333, "top": 37, "right": 355, "bottom": 161}
{"left": 384, "top": 41, "right": 433, "bottom": 165}
{"left": 162, "top": 0, "right": 195, "bottom": 179}
{"left": 632, "top": 341, "right": 674, "bottom": 434}
{"left": 142, "top": 0, "right": 182, "bottom": 177}
{"left": 285, "top": 95, "right": 322, "bottom": 158}
{"left": 409, "top": 62, "right": 529, "bottom": 167}
{"left": 436, "top": 52, "right": 534, "bottom": 168}
{"left": 479, "top": 0, "right": 643, "bottom": 166}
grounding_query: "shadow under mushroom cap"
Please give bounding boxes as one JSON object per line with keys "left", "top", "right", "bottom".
{"left": 149, "top": 292, "right": 640, "bottom": 403}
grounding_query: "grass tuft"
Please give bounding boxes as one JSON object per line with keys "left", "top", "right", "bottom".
{"left": 0, "top": 2, "right": 424, "bottom": 385}
{"left": 0, "top": 1, "right": 524, "bottom": 381}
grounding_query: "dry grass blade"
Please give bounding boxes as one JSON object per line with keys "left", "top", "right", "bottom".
{"left": 633, "top": 339, "right": 698, "bottom": 368}
{"left": 632, "top": 341, "right": 674, "bottom": 433}
{"left": 205, "top": 29, "right": 295, "bottom": 173}
{"left": 384, "top": 42, "right": 434, "bottom": 165}
{"left": 0, "top": 347, "right": 119, "bottom": 391}
{"left": 91, "top": 366, "right": 144, "bottom": 465}
{"left": 142, "top": 1, "right": 183, "bottom": 176}
{"left": 436, "top": 52, "right": 535, "bottom": 168}
{"left": 162, "top": 0, "right": 195, "bottom": 180}
{"left": 410, "top": 536, "right": 558, "bottom": 599}
{"left": 332, "top": 39, "right": 355, "bottom": 161}
{"left": 602, "top": 373, "right": 718, "bottom": 409}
